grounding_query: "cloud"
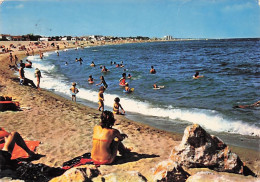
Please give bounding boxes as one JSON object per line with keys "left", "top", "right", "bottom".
{"left": 258, "top": 0, "right": 260, "bottom": 6}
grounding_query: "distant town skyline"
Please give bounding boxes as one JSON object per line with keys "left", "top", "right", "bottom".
{"left": 0, "top": 0, "right": 260, "bottom": 39}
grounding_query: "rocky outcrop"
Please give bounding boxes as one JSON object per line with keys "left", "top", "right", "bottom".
{"left": 186, "top": 171, "right": 259, "bottom": 182}
{"left": 153, "top": 160, "right": 190, "bottom": 182}
{"left": 50, "top": 165, "right": 99, "bottom": 182}
{"left": 171, "top": 124, "right": 247, "bottom": 175}
{"left": 93, "top": 171, "right": 148, "bottom": 182}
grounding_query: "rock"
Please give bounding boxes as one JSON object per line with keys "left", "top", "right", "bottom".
{"left": 172, "top": 124, "right": 252, "bottom": 175}
{"left": 186, "top": 171, "right": 259, "bottom": 182}
{"left": 153, "top": 160, "right": 190, "bottom": 182}
{"left": 93, "top": 171, "right": 147, "bottom": 182}
{"left": 50, "top": 165, "right": 99, "bottom": 182}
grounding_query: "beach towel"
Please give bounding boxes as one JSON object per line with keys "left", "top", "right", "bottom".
{"left": 0, "top": 141, "right": 40, "bottom": 160}
{"left": 62, "top": 153, "right": 94, "bottom": 170}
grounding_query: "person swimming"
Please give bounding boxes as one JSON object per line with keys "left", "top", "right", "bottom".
{"left": 119, "top": 73, "right": 126, "bottom": 86}
{"left": 127, "top": 74, "right": 132, "bottom": 79}
{"left": 150, "top": 66, "right": 156, "bottom": 74}
{"left": 90, "top": 61, "right": 96, "bottom": 67}
{"left": 101, "top": 66, "right": 109, "bottom": 72}
{"left": 88, "top": 75, "right": 94, "bottom": 84}
{"left": 193, "top": 71, "right": 204, "bottom": 79}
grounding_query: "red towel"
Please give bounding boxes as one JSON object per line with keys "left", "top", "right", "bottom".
{"left": 0, "top": 141, "right": 40, "bottom": 160}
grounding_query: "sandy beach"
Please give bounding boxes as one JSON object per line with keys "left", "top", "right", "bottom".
{"left": 0, "top": 41, "right": 259, "bottom": 181}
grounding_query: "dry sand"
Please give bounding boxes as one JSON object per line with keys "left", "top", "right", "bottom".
{"left": 0, "top": 41, "right": 259, "bottom": 181}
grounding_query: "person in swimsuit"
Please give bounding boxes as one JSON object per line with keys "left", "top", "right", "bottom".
{"left": 233, "top": 101, "right": 260, "bottom": 108}
{"left": 90, "top": 61, "right": 95, "bottom": 67}
{"left": 91, "top": 111, "right": 131, "bottom": 165}
{"left": 101, "top": 66, "right": 109, "bottom": 72}
{"left": 193, "top": 71, "right": 204, "bottom": 79}
{"left": 98, "top": 86, "right": 105, "bottom": 111}
{"left": 35, "top": 68, "right": 42, "bottom": 90}
{"left": 125, "top": 82, "right": 130, "bottom": 92}
{"left": 113, "top": 97, "right": 125, "bottom": 115}
{"left": 150, "top": 66, "right": 156, "bottom": 74}
{"left": 19, "top": 63, "right": 37, "bottom": 88}
{"left": 96, "top": 76, "right": 108, "bottom": 89}
{"left": 70, "top": 82, "right": 79, "bottom": 102}
{"left": 119, "top": 73, "right": 126, "bottom": 86}
{"left": 0, "top": 128, "right": 40, "bottom": 169}
{"left": 88, "top": 75, "right": 94, "bottom": 84}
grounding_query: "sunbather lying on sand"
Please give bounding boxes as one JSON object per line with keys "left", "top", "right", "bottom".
{"left": 0, "top": 128, "right": 42, "bottom": 169}
{"left": 91, "top": 111, "right": 131, "bottom": 164}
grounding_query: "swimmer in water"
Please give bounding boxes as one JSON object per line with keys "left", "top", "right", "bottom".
{"left": 150, "top": 66, "right": 156, "bottom": 74}
{"left": 88, "top": 75, "right": 94, "bottom": 84}
{"left": 233, "top": 101, "right": 260, "bottom": 108}
{"left": 193, "top": 72, "right": 204, "bottom": 79}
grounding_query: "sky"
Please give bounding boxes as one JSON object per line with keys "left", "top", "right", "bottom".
{"left": 0, "top": 0, "right": 259, "bottom": 38}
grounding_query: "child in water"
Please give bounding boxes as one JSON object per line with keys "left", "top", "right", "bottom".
{"left": 127, "top": 74, "right": 132, "bottom": 79}
{"left": 113, "top": 97, "right": 125, "bottom": 115}
{"left": 70, "top": 82, "right": 79, "bottom": 102}
{"left": 98, "top": 86, "right": 105, "bottom": 111}
{"left": 125, "top": 82, "right": 130, "bottom": 92}
{"left": 88, "top": 75, "right": 94, "bottom": 84}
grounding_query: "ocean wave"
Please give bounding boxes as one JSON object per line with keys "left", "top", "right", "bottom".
{"left": 23, "top": 64, "right": 260, "bottom": 137}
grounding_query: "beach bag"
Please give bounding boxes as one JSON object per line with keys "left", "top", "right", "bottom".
{"left": 0, "top": 150, "right": 12, "bottom": 170}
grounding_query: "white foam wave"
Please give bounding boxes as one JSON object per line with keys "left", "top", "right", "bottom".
{"left": 21, "top": 56, "right": 260, "bottom": 138}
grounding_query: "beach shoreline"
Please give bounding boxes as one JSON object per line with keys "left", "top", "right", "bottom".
{"left": 0, "top": 41, "right": 259, "bottom": 180}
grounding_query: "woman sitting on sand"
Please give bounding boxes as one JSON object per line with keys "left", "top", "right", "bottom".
{"left": 91, "top": 111, "right": 131, "bottom": 164}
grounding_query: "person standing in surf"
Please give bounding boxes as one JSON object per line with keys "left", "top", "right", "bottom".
{"left": 96, "top": 76, "right": 108, "bottom": 90}
{"left": 70, "top": 82, "right": 79, "bottom": 102}
{"left": 150, "top": 66, "right": 156, "bottom": 74}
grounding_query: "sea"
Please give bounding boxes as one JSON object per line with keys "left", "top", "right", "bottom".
{"left": 21, "top": 39, "right": 260, "bottom": 151}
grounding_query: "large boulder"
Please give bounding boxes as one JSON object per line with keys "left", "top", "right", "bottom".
{"left": 94, "top": 171, "right": 147, "bottom": 182}
{"left": 50, "top": 165, "right": 99, "bottom": 182}
{"left": 153, "top": 160, "right": 190, "bottom": 182}
{"left": 172, "top": 124, "right": 246, "bottom": 174}
{"left": 186, "top": 171, "right": 259, "bottom": 182}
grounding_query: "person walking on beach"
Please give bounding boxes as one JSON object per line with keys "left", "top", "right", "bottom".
{"left": 150, "top": 66, "right": 156, "bottom": 74}
{"left": 113, "top": 97, "right": 125, "bottom": 115}
{"left": 9, "top": 53, "right": 13, "bottom": 64}
{"left": 91, "top": 111, "right": 131, "bottom": 164}
{"left": 35, "top": 68, "right": 42, "bottom": 90}
{"left": 19, "top": 63, "right": 37, "bottom": 88}
{"left": 70, "top": 82, "right": 79, "bottom": 102}
{"left": 14, "top": 55, "right": 18, "bottom": 66}
{"left": 96, "top": 76, "right": 108, "bottom": 90}
{"left": 98, "top": 86, "right": 105, "bottom": 111}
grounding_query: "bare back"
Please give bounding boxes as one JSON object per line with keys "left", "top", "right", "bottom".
{"left": 91, "top": 125, "right": 121, "bottom": 164}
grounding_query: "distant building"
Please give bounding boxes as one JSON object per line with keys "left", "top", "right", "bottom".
{"left": 163, "top": 35, "right": 173, "bottom": 40}
{"left": 39, "top": 37, "right": 49, "bottom": 41}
